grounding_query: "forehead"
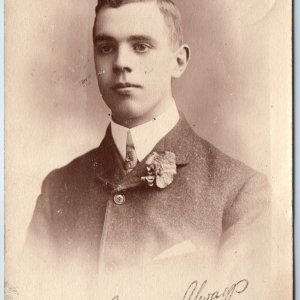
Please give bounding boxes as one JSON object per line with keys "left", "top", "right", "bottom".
{"left": 94, "top": 2, "right": 169, "bottom": 42}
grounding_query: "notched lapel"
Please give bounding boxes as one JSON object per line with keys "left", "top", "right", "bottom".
{"left": 153, "top": 114, "right": 193, "bottom": 166}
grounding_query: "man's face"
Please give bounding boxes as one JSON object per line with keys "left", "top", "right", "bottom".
{"left": 93, "top": 1, "right": 178, "bottom": 126}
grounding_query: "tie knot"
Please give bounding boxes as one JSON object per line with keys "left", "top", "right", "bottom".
{"left": 126, "top": 131, "right": 134, "bottom": 147}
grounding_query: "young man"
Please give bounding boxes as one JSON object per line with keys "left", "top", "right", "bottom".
{"left": 25, "top": 0, "right": 271, "bottom": 298}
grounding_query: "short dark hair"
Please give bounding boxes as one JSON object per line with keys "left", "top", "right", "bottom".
{"left": 93, "top": 0, "right": 183, "bottom": 48}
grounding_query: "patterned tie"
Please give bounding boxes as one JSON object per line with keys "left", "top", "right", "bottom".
{"left": 124, "top": 131, "right": 138, "bottom": 173}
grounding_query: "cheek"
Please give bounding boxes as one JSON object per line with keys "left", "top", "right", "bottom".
{"left": 94, "top": 57, "right": 111, "bottom": 77}
{"left": 95, "top": 65, "right": 111, "bottom": 86}
{"left": 144, "top": 52, "right": 173, "bottom": 74}
{"left": 142, "top": 60, "right": 172, "bottom": 86}
{"left": 96, "top": 68, "right": 107, "bottom": 78}
{"left": 140, "top": 58, "right": 157, "bottom": 75}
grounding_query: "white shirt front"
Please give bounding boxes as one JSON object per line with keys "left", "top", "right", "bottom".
{"left": 111, "top": 100, "right": 180, "bottom": 162}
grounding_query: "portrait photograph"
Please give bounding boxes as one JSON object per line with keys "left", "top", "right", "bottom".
{"left": 5, "top": 0, "right": 293, "bottom": 299}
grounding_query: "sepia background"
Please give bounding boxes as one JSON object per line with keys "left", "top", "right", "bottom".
{"left": 5, "top": 0, "right": 292, "bottom": 297}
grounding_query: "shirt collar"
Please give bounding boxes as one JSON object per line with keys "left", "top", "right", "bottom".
{"left": 110, "top": 99, "right": 179, "bottom": 162}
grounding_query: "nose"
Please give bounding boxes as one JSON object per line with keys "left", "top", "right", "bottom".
{"left": 113, "top": 45, "right": 132, "bottom": 73}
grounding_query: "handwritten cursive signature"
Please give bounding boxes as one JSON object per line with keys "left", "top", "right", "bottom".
{"left": 183, "top": 279, "right": 249, "bottom": 300}
{"left": 111, "top": 279, "right": 248, "bottom": 300}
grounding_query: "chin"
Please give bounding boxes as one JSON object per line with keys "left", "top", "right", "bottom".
{"left": 112, "top": 106, "right": 153, "bottom": 127}
{"left": 104, "top": 94, "right": 161, "bottom": 125}
{"left": 111, "top": 99, "right": 142, "bottom": 116}
{"left": 113, "top": 108, "right": 143, "bottom": 122}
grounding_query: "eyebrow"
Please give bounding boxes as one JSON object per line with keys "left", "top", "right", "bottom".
{"left": 128, "top": 35, "right": 157, "bottom": 45}
{"left": 93, "top": 34, "right": 116, "bottom": 44}
{"left": 93, "top": 34, "right": 157, "bottom": 45}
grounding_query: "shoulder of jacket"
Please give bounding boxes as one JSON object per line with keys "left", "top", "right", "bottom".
{"left": 188, "top": 131, "right": 262, "bottom": 183}
{"left": 41, "top": 147, "right": 100, "bottom": 190}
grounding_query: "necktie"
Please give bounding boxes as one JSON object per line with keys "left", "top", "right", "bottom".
{"left": 124, "top": 131, "right": 138, "bottom": 172}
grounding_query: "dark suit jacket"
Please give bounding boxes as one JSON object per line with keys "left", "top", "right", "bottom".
{"left": 26, "top": 115, "right": 271, "bottom": 298}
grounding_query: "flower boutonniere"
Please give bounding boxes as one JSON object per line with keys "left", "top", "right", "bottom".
{"left": 141, "top": 151, "right": 177, "bottom": 189}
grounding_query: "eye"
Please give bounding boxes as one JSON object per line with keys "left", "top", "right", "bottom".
{"left": 96, "top": 44, "right": 115, "bottom": 55}
{"left": 133, "top": 43, "right": 151, "bottom": 53}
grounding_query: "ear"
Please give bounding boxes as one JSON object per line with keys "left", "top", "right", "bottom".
{"left": 171, "top": 44, "right": 191, "bottom": 78}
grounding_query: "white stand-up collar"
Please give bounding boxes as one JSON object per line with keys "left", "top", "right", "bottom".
{"left": 111, "top": 99, "right": 179, "bottom": 162}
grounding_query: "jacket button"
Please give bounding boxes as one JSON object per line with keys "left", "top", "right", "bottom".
{"left": 113, "top": 194, "right": 125, "bottom": 205}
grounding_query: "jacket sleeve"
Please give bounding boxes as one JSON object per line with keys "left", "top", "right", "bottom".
{"left": 20, "top": 171, "right": 59, "bottom": 298}
{"left": 25, "top": 171, "right": 58, "bottom": 258}
{"left": 217, "top": 172, "right": 272, "bottom": 298}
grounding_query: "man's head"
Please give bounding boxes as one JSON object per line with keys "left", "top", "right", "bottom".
{"left": 93, "top": 0, "right": 190, "bottom": 127}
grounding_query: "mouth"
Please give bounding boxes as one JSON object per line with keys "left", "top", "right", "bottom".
{"left": 111, "top": 82, "right": 142, "bottom": 94}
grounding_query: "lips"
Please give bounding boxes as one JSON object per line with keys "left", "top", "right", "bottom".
{"left": 112, "top": 82, "right": 142, "bottom": 90}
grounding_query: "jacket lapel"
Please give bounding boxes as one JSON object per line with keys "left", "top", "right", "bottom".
{"left": 153, "top": 113, "right": 193, "bottom": 166}
{"left": 93, "top": 114, "right": 195, "bottom": 192}
{"left": 93, "top": 124, "right": 126, "bottom": 189}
